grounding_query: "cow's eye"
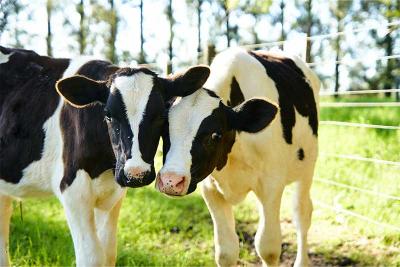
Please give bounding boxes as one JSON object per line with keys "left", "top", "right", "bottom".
{"left": 211, "top": 132, "right": 222, "bottom": 141}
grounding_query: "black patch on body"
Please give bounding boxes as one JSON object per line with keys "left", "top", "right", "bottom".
{"left": 227, "top": 76, "right": 245, "bottom": 107}
{"left": 0, "top": 46, "right": 69, "bottom": 184}
{"left": 297, "top": 148, "right": 305, "bottom": 161}
{"left": 249, "top": 51, "right": 318, "bottom": 144}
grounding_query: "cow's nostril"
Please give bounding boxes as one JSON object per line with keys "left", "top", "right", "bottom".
{"left": 176, "top": 177, "right": 185, "bottom": 188}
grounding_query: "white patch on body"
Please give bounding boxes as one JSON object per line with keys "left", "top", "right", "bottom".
{"left": 113, "top": 73, "right": 154, "bottom": 172}
{"left": 0, "top": 51, "right": 12, "bottom": 65}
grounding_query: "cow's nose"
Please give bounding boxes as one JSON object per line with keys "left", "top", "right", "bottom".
{"left": 124, "top": 166, "right": 148, "bottom": 179}
{"left": 157, "top": 172, "right": 187, "bottom": 196}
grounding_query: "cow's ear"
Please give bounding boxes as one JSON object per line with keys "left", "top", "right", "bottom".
{"left": 162, "top": 65, "right": 210, "bottom": 99}
{"left": 56, "top": 75, "right": 109, "bottom": 108}
{"left": 226, "top": 98, "right": 278, "bottom": 133}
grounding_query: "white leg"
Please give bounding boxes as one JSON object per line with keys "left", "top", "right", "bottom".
{"left": 95, "top": 191, "right": 125, "bottom": 266}
{"left": 254, "top": 184, "right": 284, "bottom": 267}
{"left": 292, "top": 180, "right": 313, "bottom": 267}
{"left": 0, "top": 194, "right": 12, "bottom": 267}
{"left": 201, "top": 178, "right": 239, "bottom": 267}
{"left": 60, "top": 170, "right": 105, "bottom": 267}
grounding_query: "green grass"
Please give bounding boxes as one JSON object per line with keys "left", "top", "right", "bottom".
{"left": 8, "top": 95, "right": 400, "bottom": 266}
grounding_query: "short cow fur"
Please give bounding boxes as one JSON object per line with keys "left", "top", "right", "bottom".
{"left": 158, "top": 48, "right": 320, "bottom": 267}
{"left": 0, "top": 46, "right": 209, "bottom": 266}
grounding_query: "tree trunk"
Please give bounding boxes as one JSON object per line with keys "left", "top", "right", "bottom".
{"left": 334, "top": 17, "right": 341, "bottom": 98}
{"left": 224, "top": 3, "right": 230, "bottom": 47}
{"left": 197, "top": 0, "right": 202, "bottom": 57}
{"left": 108, "top": 0, "right": 118, "bottom": 63}
{"left": 46, "top": 0, "right": 53, "bottom": 56}
{"left": 77, "top": 0, "right": 86, "bottom": 55}
{"left": 139, "top": 0, "right": 145, "bottom": 63}
{"left": 383, "top": 1, "right": 394, "bottom": 97}
{"left": 167, "top": 0, "right": 173, "bottom": 73}
{"left": 13, "top": 3, "right": 21, "bottom": 47}
{"left": 305, "top": 0, "right": 312, "bottom": 63}
{"left": 279, "top": 0, "right": 285, "bottom": 50}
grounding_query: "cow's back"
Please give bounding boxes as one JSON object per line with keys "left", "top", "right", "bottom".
{"left": 205, "top": 48, "right": 320, "bottom": 187}
{"left": 0, "top": 47, "right": 69, "bottom": 188}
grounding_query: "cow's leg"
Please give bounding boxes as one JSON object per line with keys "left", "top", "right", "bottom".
{"left": 0, "top": 194, "right": 12, "bottom": 267}
{"left": 201, "top": 178, "right": 239, "bottom": 267}
{"left": 292, "top": 178, "right": 313, "bottom": 267}
{"left": 254, "top": 183, "right": 284, "bottom": 267}
{"left": 60, "top": 170, "right": 105, "bottom": 267}
{"left": 95, "top": 192, "right": 125, "bottom": 266}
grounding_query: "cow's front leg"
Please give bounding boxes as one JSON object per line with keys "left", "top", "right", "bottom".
{"left": 254, "top": 183, "right": 284, "bottom": 267}
{"left": 0, "top": 194, "right": 13, "bottom": 267}
{"left": 201, "top": 178, "right": 239, "bottom": 267}
{"left": 60, "top": 170, "right": 105, "bottom": 267}
{"left": 95, "top": 191, "right": 125, "bottom": 266}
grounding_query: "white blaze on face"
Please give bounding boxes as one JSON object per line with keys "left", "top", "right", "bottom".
{"left": 160, "top": 90, "right": 220, "bottom": 184}
{"left": 0, "top": 51, "right": 13, "bottom": 64}
{"left": 112, "top": 73, "right": 154, "bottom": 172}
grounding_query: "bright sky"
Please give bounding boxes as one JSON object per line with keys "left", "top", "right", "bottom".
{"left": 1, "top": 0, "right": 397, "bottom": 92}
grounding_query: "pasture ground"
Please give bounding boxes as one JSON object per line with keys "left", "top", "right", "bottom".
{"left": 9, "top": 96, "right": 400, "bottom": 266}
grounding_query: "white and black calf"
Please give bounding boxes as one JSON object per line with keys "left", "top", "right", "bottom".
{"left": 157, "top": 48, "right": 320, "bottom": 267}
{"left": 0, "top": 46, "right": 210, "bottom": 266}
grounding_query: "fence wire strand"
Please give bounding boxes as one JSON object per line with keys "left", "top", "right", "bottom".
{"left": 319, "top": 89, "right": 400, "bottom": 96}
{"left": 313, "top": 200, "right": 400, "bottom": 232}
{"left": 319, "top": 153, "right": 400, "bottom": 167}
{"left": 314, "top": 177, "right": 400, "bottom": 201}
{"left": 320, "top": 121, "right": 400, "bottom": 130}
{"left": 320, "top": 102, "right": 400, "bottom": 107}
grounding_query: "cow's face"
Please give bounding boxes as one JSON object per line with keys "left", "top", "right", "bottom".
{"left": 157, "top": 89, "right": 278, "bottom": 196}
{"left": 56, "top": 66, "right": 210, "bottom": 188}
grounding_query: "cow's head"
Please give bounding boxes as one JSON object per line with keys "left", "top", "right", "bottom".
{"left": 56, "top": 66, "right": 210, "bottom": 188}
{"left": 157, "top": 88, "right": 278, "bottom": 196}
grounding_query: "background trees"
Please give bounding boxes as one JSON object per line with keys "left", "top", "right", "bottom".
{"left": 0, "top": 0, "right": 398, "bottom": 94}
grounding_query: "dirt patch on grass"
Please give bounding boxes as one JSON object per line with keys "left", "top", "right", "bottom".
{"left": 235, "top": 216, "right": 399, "bottom": 266}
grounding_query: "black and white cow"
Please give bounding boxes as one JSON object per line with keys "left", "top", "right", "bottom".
{"left": 0, "top": 46, "right": 209, "bottom": 266}
{"left": 157, "top": 48, "right": 320, "bottom": 267}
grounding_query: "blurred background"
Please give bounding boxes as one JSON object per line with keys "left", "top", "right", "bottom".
{"left": 0, "top": 0, "right": 399, "bottom": 94}
{"left": 1, "top": 0, "right": 399, "bottom": 266}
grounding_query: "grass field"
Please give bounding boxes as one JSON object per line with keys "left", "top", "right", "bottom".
{"left": 8, "top": 95, "right": 400, "bottom": 266}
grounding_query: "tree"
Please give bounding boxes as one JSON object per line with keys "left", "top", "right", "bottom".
{"left": 362, "top": 0, "right": 400, "bottom": 95}
{"left": 138, "top": 0, "right": 145, "bottom": 63}
{"left": 46, "top": 0, "right": 54, "bottom": 56}
{"left": 240, "top": 0, "right": 272, "bottom": 44}
{"left": 0, "top": 0, "right": 18, "bottom": 40}
{"left": 292, "top": 0, "right": 324, "bottom": 63}
{"left": 107, "top": 0, "right": 118, "bottom": 63}
{"left": 279, "top": 0, "right": 285, "bottom": 49}
{"left": 330, "top": 0, "right": 353, "bottom": 96}
{"left": 197, "top": 0, "right": 203, "bottom": 54}
{"left": 77, "top": 0, "right": 86, "bottom": 55}
{"left": 166, "top": 0, "right": 174, "bottom": 73}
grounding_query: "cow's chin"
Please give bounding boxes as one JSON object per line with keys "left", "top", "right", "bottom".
{"left": 115, "top": 166, "right": 155, "bottom": 188}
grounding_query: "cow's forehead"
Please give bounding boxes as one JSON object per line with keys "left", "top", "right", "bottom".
{"left": 169, "top": 89, "right": 220, "bottom": 137}
{"left": 111, "top": 72, "right": 154, "bottom": 113}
